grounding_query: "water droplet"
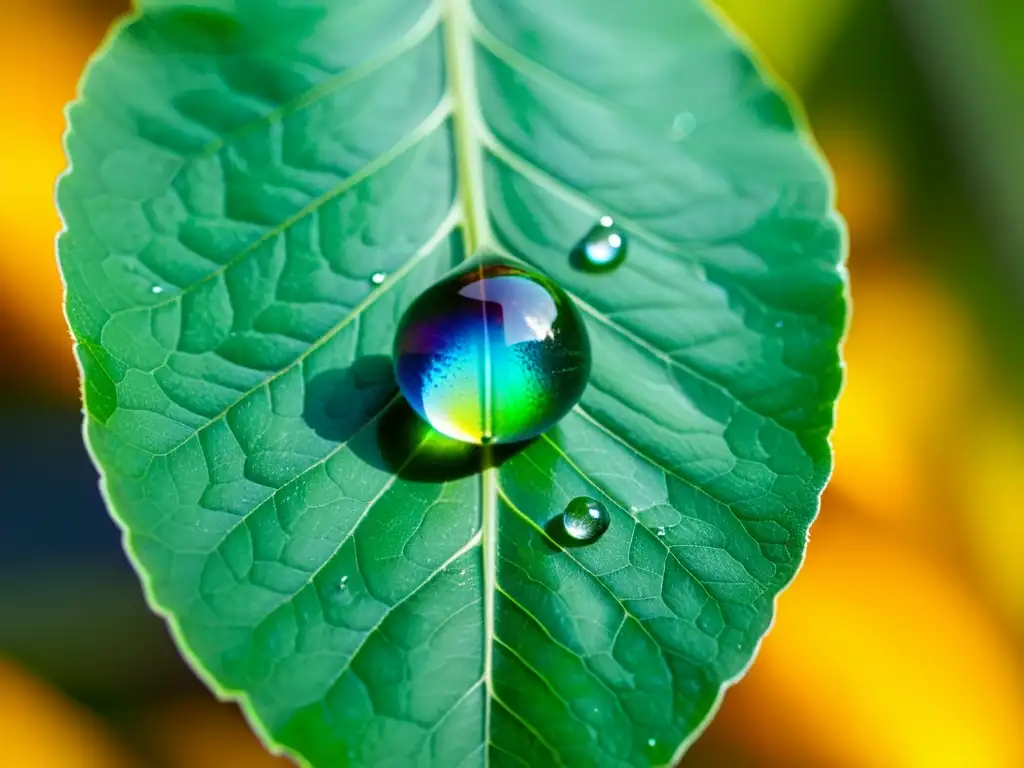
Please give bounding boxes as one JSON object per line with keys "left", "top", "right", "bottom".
{"left": 339, "top": 575, "right": 349, "bottom": 589}
{"left": 573, "top": 218, "right": 627, "bottom": 273}
{"left": 657, "top": 527, "right": 666, "bottom": 538}
{"left": 370, "top": 271, "right": 388, "bottom": 285}
{"left": 670, "top": 111, "right": 697, "bottom": 140}
{"left": 639, "top": 504, "right": 682, "bottom": 529}
{"left": 648, "top": 738, "right": 657, "bottom": 748}
{"left": 394, "top": 258, "right": 591, "bottom": 445}
{"left": 562, "top": 497, "right": 610, "bottom": 543}
{"left": 151, "top": 285, "right": 164, "bottom": 294}
{"left": 775, "top": 320, "right": 784, "bottom": 328}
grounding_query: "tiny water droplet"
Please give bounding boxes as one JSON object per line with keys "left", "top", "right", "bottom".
{"left": 670, "top": 111, "right": 697, "bottom": 140}
{"left": 573, "top": 218, "right": 627, "bottom": 273}
{"left": 370, "top": 271, "right": 388, "bottom": 285}
{"left": 562, "top": 496, "right": 610, "bottom": 543}
{"left": 648, "top": 738, "right": 657, "bottom": 747}
{"left": 394, "top": 259, "right": 591, "bottom": 444}
{"left": 339, "top": 575, "right": 349, "bottom": 589}
{"left": 775, "top": 320, "right": 784, "bottom": 328}
{"left": 657, "top": 527, "right": 666, "bottom": 538}
{"left": 151, "top": 285, "right": 164, "bottom": 294}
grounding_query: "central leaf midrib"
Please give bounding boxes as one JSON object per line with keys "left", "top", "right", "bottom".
{"left": 441, "top": 0, "right": 499, "bottom": 759}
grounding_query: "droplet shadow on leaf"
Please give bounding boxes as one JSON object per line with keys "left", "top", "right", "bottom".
{"left": 359, "top": 398, "right": 530, "bottom": 483}
{"left": 305, "top": 355, "right": 527, "bottom": 483}
{"left": 303, "top": 355, "right": 397, "bottom": 443}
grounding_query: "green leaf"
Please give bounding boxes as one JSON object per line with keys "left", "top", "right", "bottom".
{"left": 57, "top": 0, "right": 847, "bottom": 765}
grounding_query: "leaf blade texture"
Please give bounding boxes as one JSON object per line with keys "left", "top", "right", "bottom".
{"left": 58, "top": 0, "right": 847, "bottom": 765}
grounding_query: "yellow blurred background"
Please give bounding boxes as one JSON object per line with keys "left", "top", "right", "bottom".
{"left": 0, "top": 0, "right": 1020, "bottom": 766}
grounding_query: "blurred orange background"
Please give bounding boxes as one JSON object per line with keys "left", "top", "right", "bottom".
{"left": 0, "top": 0, "right": 1021, "bottom": 766}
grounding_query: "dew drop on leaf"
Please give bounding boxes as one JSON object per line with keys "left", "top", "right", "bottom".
{"left": 669, "top": 111, "right": 697, "bottom": 140}
{"left": 562, "top": 496, "right": 610, "bottom": 543}
{"left": 573, "top": 216, "right": 628, "bottom": 273}
{"left": 151, "top": 285, "right": 164, "bottom": 294}
{"left": 657, "top": 527, "right": 666, "bottom": 538}
{"left": 393, "top": 258, "right": 591, "bottom": 445}
{"left": 370, "top": 271, "right": 388, "bottom": 285}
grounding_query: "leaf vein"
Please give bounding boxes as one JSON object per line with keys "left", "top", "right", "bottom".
{"left": 314, "top": 529, "right": 484, "bottom": 708}
{"left": 193, "top": 4, "right": 442, "bottom": 160}
{"left": 149, "top": 206, "right": 458, "bottom": 458}
{"left": 144, "top": 98, "right": 451, "bottom": 312}
{"left": 489, "top": 693, "right": 566, "bottom": 767}
{"left": 496, "top": 486, "right": 680, "bottom": 674}
{"left": 494, "top": 585, "right": 631, "bottom": 724}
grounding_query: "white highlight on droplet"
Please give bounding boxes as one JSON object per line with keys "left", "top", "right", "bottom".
{"left": 599, "top": 215, "right": 614, "bottom": 227}
{"left": 608, "top": 234, "right": 622, "bottom": 248}
{"left": 371, "top": 272, "right": 388, "bottom": 285}
{"left": 151, "top": 285, "right": 164, "bottom": 294}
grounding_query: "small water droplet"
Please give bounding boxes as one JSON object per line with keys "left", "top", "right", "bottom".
{"left": 151, "top": 285, "right": 164, "bottom": 294}
{"left": 657, "top": 527, "right": 666, "bottom": 538}
{"left": 370, "top": 271, "right": 388, "bottom": 285}
{"left": 573, "top": 218, "right": 628, "bottom": 273}
{"left": 775, "top": 320, "right": 784, "bottom": 329}
{"left": 648, "top": 737, "right": 657, "bottom": 747}
{"left": 339, "top": 575, "right": 349, "bottom": 589}
{"left": 669, "top": 111, "right": 697, "bottom": 140}
{"left": 562, "top": 496, "right": 610, "bottom": 543}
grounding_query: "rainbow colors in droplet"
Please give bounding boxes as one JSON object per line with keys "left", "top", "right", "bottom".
{"left": 393, "top": 260, "right": 591, "bottom": 445}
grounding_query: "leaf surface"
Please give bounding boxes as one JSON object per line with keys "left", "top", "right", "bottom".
{"left": 58, "top": 0, "right": 847, "bottom": 765}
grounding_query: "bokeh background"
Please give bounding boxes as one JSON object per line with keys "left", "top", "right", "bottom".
{"left": 1, "top": 0, "right": 1021, "bottom": 765}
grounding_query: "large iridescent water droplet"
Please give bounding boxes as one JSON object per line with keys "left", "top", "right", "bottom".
{"left": 573, "top": 217, "right": 628, "bottom": 273}
{"left": 562, "top": 497, "right": 610, "bottom": 542}
{"left": 393, "top": 259, "right": 591, "bottom": 445}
